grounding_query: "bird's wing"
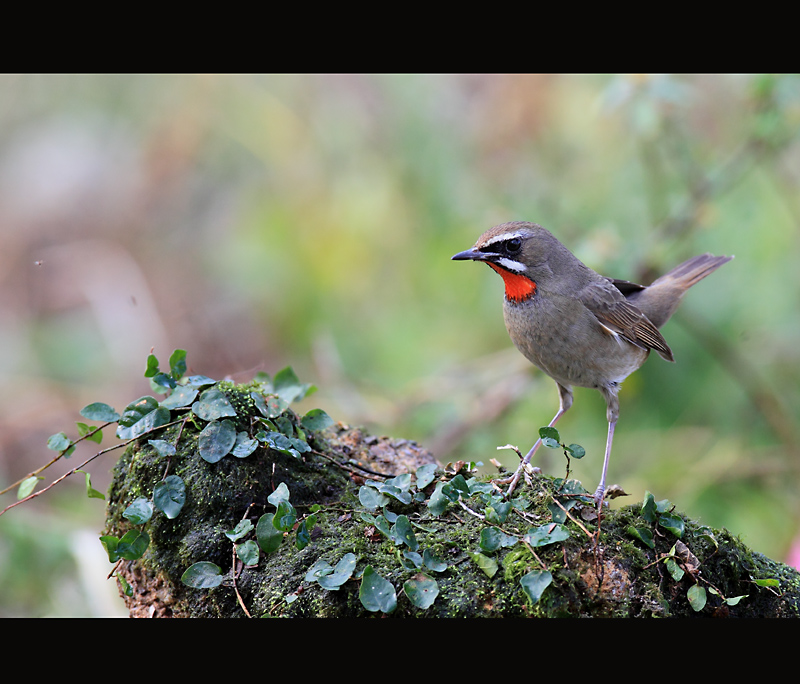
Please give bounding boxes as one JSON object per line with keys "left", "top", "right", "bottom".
{"left": 579, "top": 281, "right": 674, "bottom": 362}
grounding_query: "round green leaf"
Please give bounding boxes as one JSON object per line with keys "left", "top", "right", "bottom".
{"left": 392, "top": 515, "right": 419, "bottom": 551}
{"left": 232, "top": 432, "right": 258, "bottom": 458}
{"left": 301, "top": 408, "right": 334, "bottom": 432}
{"left": 359, "top": 565, "right": 397, "bottom": 613}
{"left": 116, "top": 396, "right": 170, "bottom": 440}
{"left": 687, "top": 584, "right": 707, "bottom": 611}
{"left": 317, "top": 553, "right": 357, "bottom": 590}
{"left": 153, "top": 475, "right": 186, "bottom": 519}
{"left": 658, "top": 512, "right": 685, "bottom": 538}
{"left": 115, "top": 529, "right": 150, "bottom": 561}
{"left": 520, "top": 569, "right": 552, "bottom": 605}
{"left": 160, "top": 385, "right": 198, "bottom": 410}
{"left": 181, "top": 561, "right": 224, "bottom": 589}
{"left": 47, "top": 432, "right": 71, "bottom": 452}
{"left": 148, "top": 439, "right": 176, "bottom": 458}
{"left": 359, "top": 485, "right": 388, "bottom": 511}
{"left": 80, "top": 402, "right": 120, "bottom": 422}
{"left": 123, "top": 497, "right": 154, "bottom": 524}
{"left": 273, "top": 500, "right": 297, "bottom": 532}
{"left": 198, "top": 419, "right": 237, "bottom": 463}
{"left": 415, "top": 463, "right": 437, "bottom": 490}
{"left": 523, "top": 523, "right": 570, "bottom": 547}
{"left": 192, "top": 387, "right": 237, "bottom": 421}
{"left": 538, "top": 426, "right": 560, "bottom": 442}
{"left": 17, "top": 476, "right": 42, "bottom": 500}
{"left": 225, "top": 519, "right": 254, "bottom": 541}
{"left": 236, "top": 540, "right": 260, "bottom": 566}
{"left": 423, "top": 548, "right": 448, "bottom": 573}
{"left": 403, "top": 574, "right": 439, "bottom": 609}
{"left": 256, "top": 513, "right": 283, "bottom": 554}
{"left": 267, "top": 482, "right": 291, "bottom": 506}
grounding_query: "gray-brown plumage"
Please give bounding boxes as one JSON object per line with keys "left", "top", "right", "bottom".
{"left": 452, "top": 221, "right": 733, "bottom": 505}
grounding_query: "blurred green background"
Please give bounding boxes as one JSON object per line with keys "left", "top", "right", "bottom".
{"left": 1, "top": 74, "right": 798, "bottom": 616}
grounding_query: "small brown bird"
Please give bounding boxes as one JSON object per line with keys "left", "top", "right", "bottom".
{"left": 452, "top": 221, "right": 732, "bottom": 505}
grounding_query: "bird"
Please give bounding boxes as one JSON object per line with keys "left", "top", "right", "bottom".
{"left": 452, "top": 221, "right": 733, "bottom": 506}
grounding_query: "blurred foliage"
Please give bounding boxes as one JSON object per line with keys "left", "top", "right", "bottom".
{"left": 1, "top": 74, "right": 799, "bottom": 616}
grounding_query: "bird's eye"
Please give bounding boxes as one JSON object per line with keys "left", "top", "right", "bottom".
{"left": 506, "top": 238, "right": 522, "bottom": 253}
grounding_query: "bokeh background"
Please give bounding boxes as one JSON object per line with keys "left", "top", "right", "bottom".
{"left": 1, "top": 74, "right": 798, "bottom": 616}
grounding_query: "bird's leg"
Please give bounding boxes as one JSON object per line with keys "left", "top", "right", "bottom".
{"left": 593, "top": 420, "right": 616, "bottom": 506}
{"left": 503, "top": 383, "right": 573, "bottom": 497}
{"left": 594, "top": 387, "right": 620, "bottom": 507}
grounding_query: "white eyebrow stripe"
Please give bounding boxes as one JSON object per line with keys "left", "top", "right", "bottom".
{"left": 479, "top": 231, "right": 527, "bottom": 248}
{"left": 495, "top": 257, "right": 525, "bottom": 272}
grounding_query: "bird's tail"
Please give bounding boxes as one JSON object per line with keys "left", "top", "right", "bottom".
{"left": 628, "top": 253, "right": 733, "bottom": 329}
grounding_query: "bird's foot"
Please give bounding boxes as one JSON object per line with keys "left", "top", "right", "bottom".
{"left": 495, "top": 463, "right": 541, "bottom": 498}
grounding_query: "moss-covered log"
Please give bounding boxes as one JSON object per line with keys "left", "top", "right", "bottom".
{"left": 103, "top": 382, "right": 800, "bottom": 618}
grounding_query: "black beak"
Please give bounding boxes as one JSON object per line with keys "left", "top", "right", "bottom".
{"left": 451, "top": 248, "right": 485, "bottom": 262}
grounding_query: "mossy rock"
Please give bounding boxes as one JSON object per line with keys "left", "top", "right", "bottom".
{"left": 103, "top": 383, "right": 800, "bottom": 618}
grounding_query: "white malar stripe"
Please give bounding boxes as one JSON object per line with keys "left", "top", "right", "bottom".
{"left": 496, "top": 257, "right": 525, "bottom": 272}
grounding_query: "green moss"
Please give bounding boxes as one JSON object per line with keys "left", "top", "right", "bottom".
{"left": 103, "top": 382, "right": 800, "bottom": 618}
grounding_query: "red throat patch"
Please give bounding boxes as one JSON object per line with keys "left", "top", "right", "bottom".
{"left": 487, "top": 263, "right": 537, "bottom": 302}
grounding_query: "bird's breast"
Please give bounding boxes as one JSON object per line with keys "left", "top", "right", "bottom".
{"left": 502, "top": 294, "right": 648, "bottom": 390}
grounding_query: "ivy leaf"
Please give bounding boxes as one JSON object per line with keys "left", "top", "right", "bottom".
{"left": 232, "top": 432, "right": 258, "bottom": 458}
{"left": 295, "top": 517, "right": 315, "bottom": 550}
{"left": 427, "top": 481, "right": 452, "bottom": 516}
{"left": 80, "top": 402, "right": 120, "bottom": 422}
{"left": 658, "top": 512, "right": 685, "bottom": 538}
{"left": 305, "top": 559, "right": 333, "bottom": 583}
{"left": 153, "top": 475, "right": 186, "bottom": 519}
{"left": 273, "top": 366, "right": 316, "bottom": 404}
{"left": 225, "top": 519, "right": 254, "bottom": 542}
{"left": 520, "top": 569, "right": 553, "bottom": 605}
{"left": 415, "top": 463, "right": 437, "bottom": 490}
{"left": 181, "top": 561, "right": 224, "bottom": 589}
{"left": 144, "top": 353, "right": 160, "bottom": 378}
{"left": 523, "top": 523, "right": 570, "bottom": 547}
{"left": 317, "top": 553, "right": 357, "bottom": 590}
{"left": 268, "top": 482, "right": 291, "bottom": 506}
{"left": 300, "top": 408, "right": 334, "bottom": 432}
{"left": 123, "top": 497, "right": 154, "bottom": 524}
{"left": 485, "top": 500, "right": 512, "bottom": 525}
{"left": 642, "top": 490, "right": 658, "bottom": 523}
{"left": 423, "top": 549, "right": 448, "bottom": 572}
{"left": 273, "top": 500, "right": 297, "bottom": 533}
{"left": 160, "top": 385, "right": 198, "bottom": 410}
{"left": 198, "top": 419, "right": 237, "bottom": 463}
{"left": 627, "top": 525, "right": 655, "bottom": 549}
{"left": 116, "top": 396, "right": 170, "bottom": 440}
{"left": 192, "top": 388, "right": 237, "bottom": 421}
{"left": 101, "top": 529, "right": 150, "bottom": 563}
{"left": 359, "top": 485, "right": 388, "bottom": 511}
{"left": 256, "top": 513, "right": 283, "bottom": 554}
{"left": 359, "top": 565, "right": 397, "bottom": 613}
{"left": 392, "top": 515, "right": 419, "bottom": 551}
{"left": 479, "top": 527, "right": 518, "bottom": 553}
{"left": 403, "top": 574, "right": 439, "bottom": 609}
{"left": 687, "top": 584, "right": 707, "bottom": 612}
{"left": 236, "top": 540, "right": 260, "bottom": 566}
{"left": 168, "top": 349, "right": 187, "bottom": 380}
{"left": 148, "top": 439, "right": 176, "bottom": 458}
